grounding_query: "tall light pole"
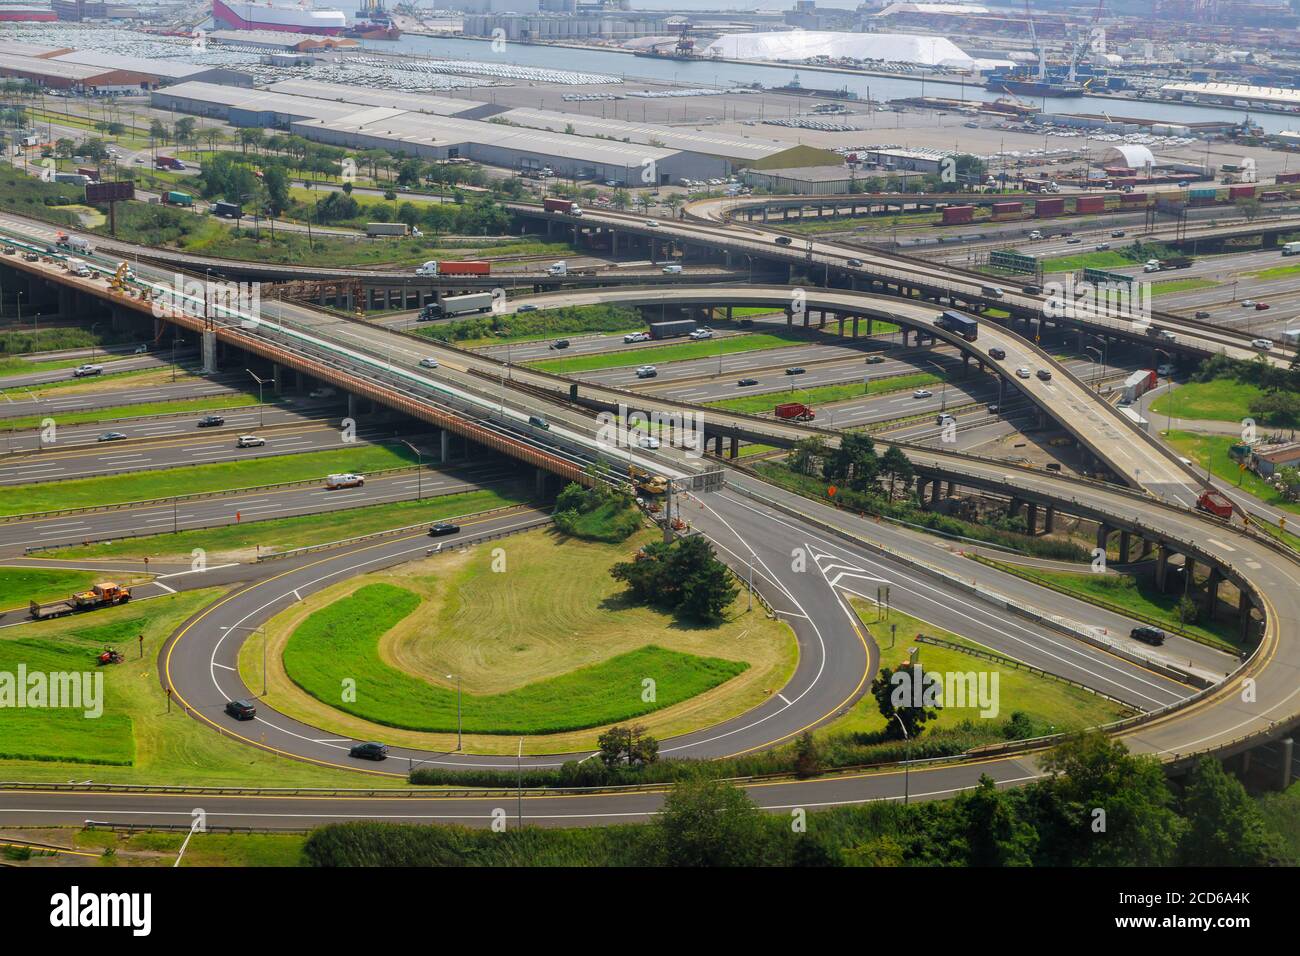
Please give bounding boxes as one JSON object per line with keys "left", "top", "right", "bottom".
{"left": 893, "top": 712, "right": 910, "bottom": 806}
{"left": 446, "top": 673, "right": 461, "bottom": 751}
{"left": 89, "top": 322, "right": 100, "bottom": 361}
{"left": 400, "top": 438, "right": 423, "bottom": 501}
{"left": 246, "top": 368, "right": 273, "bottom": 428}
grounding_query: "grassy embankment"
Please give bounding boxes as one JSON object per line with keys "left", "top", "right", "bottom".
{"left": 244, "top": 527, "right": 797, "bottom": 754}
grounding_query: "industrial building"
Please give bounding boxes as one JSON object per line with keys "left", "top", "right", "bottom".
{"left": 49, "top": 50, "right": 252, "bottom": 87}
{"left": 0, "top": 51, "right": 160, "bottom": 92}
{"left": 462, "top": 13, "right": 669, "bottom": 40}
{"left": 206, "top": 30, "right": 359, "bottom": 52}
{"left": 153, "top": 80, "right": 835, "bottom": 182}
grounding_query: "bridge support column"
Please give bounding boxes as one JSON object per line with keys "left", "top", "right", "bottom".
{"left": 1202, "top": 567, "right": 1222, "bottom": 618}
{"left": 1239, "top": 591, "right": 1254, "bottom": 641}
{"left": 726, "top": 305, "right": 733, "bottom": 321}
{"left": 1096, "top": 523, "right": 1112, "bottom": 555}
{"left": 867, "top": 316, "right": 874, "bottom": 337}
{"left": 535, "top": 467, "right": 549, "bottom": 498}
{"left": 962, "top": 352, "right": 970, "bottom": 376}
{"left": 1281, "top": 738, "right": 1295, "bottom": 790}
{"left": 729, "top": 435, "right": 739, "bottom": 459}
{"left": 1119, "top": 531, "right": 1132, "bottom": 564}
{"left": 272, "top": 364, "right": 283, "bottom": 395}
{"left": 347, "top": 393, "right": 357, "bottom": 419}
{"left": 440, "top": 429, "right": 450, "bottom": 464}
{"left": 900, "top": 327, "right": 909, "bottom": 347}
{"left": 802, "top": 308, "right": 809, "bottom": 328}
{"left": 1043, "top": 505, "right": 1055, "bottom": 534}
{"left": 930, "top": 479, "right": 941, "bottom": 504}
{"left": 610, "top": 230, "right": 618, "bottom": 256}
{"left": 1008, "top": 497, "right": 1022, "bottom": 520}
{"left": 201, "top": 329, "right": 217, "bottom": 374}
{"left": 1026, "top": 502, "right": 1039, "bottom": 535}
{"left": 1155, "top": 544, "right": 1170, "bottom": 592}
{"left": 852, "top": 315, "right": 860, "bottom": 338}
{"left": 785, "top": 307, "right": 794, "bottom": 327}
{"left": 838, "top": 313, "right": 845, "bottom": 337}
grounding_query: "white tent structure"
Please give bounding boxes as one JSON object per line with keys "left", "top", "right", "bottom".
{"left": 1102, "top": 144, "right": 1156, "bottom": 169}
{"left": 701, "top": 31, "right": 982, "bottom": 69}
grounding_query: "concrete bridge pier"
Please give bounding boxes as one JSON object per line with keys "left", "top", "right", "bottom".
{"left": 1043, "top": 505, "right": 1055, "bottom": 534}
{"left": 440, "top": 429, "right": 450, "bottom": 464}
{"left": 201, "top": 329, "right": 217, "bottom": 374}
{"left": 1202, "top": 566, "right": 1223, "bottom": 618}
{"left": 1155, "top": 544, "right": 1171, "bottom": 592}
{"left": 1119, "top": 530, "right": 1132, "bottom": 564}
{"left": 272, "top": 364, "right": 283, "bottom": 395}
{"left": 535, "top": 467, "right": 550, "bottom": 498}
{"left": 1026, "top": 502, "right": 1039, "bottom": 534}
{"left": 1239, "top": 591, "right": 1254, "bottom": 641}
{"left": 729, "top": 435, "right": 739, "bottom": 459}
{"left": 1096, "top": 523, "right": 1112, "bottom": 555}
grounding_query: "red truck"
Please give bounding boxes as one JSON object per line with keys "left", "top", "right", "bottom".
{"left": 154, "top": 155, "right": 184, "bottom": 170}
{"left": 775, "top": 402, "right": 815, "bottom": 422}
{"left": 543, "top": 198, "right": 582, "bottom": 216}
{"left": 1196, "top": 489, "right": 1234, "bottom": 519}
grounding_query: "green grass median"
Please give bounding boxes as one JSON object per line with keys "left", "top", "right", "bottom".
{"left": 281, "top": 582, "right": 748, "bottom": 735}
{"left": 529, "top": 332, "right": 802, "bottom": 374}
{"left": 0, "top": 442, "right": 419, "bottom": 517}
{"left": 46, "top": 485, "right": 528, "bottom": 563}
{"left": 706, "top": 371, "right": 940, "bottom": 416}
{"left": 1149, "top": 379, "right": 1264, "bottom": 423}
{"left": 0, "top": 394, "right": 259, "bottom": 432}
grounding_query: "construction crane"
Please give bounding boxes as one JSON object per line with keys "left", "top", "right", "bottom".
{"left": 1067, "top": 0, "right": 1107, "bottom": 83}
{"left": 674, "top": 22, "right": 695, "bottom": 57}
{"left": 1024, "top": 0, "right": 1045, "bottom": 82}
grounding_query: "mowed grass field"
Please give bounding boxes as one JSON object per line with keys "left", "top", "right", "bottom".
{"left": 0, "top": 590, "right": 388, "bottom": 786}
{"left": 247, "top": 527, "right": 797, "bottom": 754}
{"left": 0, "top": 353, "right": 129, "bottom": 379}
{"left": 0, "top": 366, "right": 195, "bottom": 399}
{"left": 47, "top": 485, "right": 528, "bottom": 563}
{"left": 0, "top": 566, "right": 149, "bottom": 612}
{"left": 706, "top": 371, "right": 940, "bottom": 416}
{"left": 0, "top": 395, "right": 260, "bottom": 432}
{"left": 1149, "top": 378, "right": 1264, "bottom": 423}
{"left": 832, "top": 601, "right": 1132, "bottom": 738}
{"left": 528, "top": 332, "right": 803, "bottom": 374}
{"left": 282, "top": 581, "right": 747, "bottom": 735}
{"left": 0, "top": 442, "right": 419, "bottom": 516}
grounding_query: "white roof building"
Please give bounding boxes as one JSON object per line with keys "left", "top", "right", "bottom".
{"left": 702, "top": 30, "right": 981, "bottom": 69}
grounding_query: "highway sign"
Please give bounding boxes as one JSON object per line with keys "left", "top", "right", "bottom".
{"left": 990, "top": 250, "right": 1038, "bottom": 276}
{"left": 86, "top": 181, "right": 134, "bottom": 203}
{"left": 676, "top": 470, "right": 725, "bottom": 494}
{"left": 1082, "top": 268, "right": 1133, "bottom": 289}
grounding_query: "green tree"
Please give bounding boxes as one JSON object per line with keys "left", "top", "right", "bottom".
{"left": 871, "top": 661, "right": 939, "bottom": 739}
{"left": 1178, "top": 756, "right": 1282, "bottom": 866}
{"left": 789, "top": 436, "right": 827, "bottom": 477}
{"left": 959, "top": 774, "right": 1038, "bottom": 866}
{"left": 793, "top": 730, "right": 822, "bottom": 778}
{"left": 262, "top": 165, "right": 290, "bottom": 218}
{"left": 596, "top": 724, "right": 659, "bottom": 768}
{"left": 647, "top": 776, "right": 773, "bottom": 866}
{"left": 1037, "top": 732, "right": 1184, "bottom": 866}
{"left": 880, "top": 445, "right": 914, "bottom": 499}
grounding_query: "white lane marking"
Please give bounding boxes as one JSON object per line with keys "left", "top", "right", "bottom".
{"left": 154, "top": 581, "right": 176, "bottom": 594}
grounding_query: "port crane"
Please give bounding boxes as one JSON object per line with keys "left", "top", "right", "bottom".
{"left": 1067, "top": 0, "right": 1108, "bottom": 84}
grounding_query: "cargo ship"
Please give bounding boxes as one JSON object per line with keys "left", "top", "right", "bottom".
{"left": 985, "top": 75, "right": 1084, "bottom": 98}
{"left": 0, "top": 2, "right": 56, "bottom": 21}
{"left": 346, "top": 0, "right": 399, "bottom": 40}
{"left": 211, "top": 0, "right": 347, "bottom": 35}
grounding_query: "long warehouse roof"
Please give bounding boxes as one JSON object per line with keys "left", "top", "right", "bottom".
{"left": 1162, "top": 81, "right": 1300, "bottom": 106}
{"left": 294, "top": 108, "right": 678, "bottom": 164}
{"left": 156, "top": 81, "right": 373, "bottom": 123}
{"left": 0, "top": 52, "right": 130, "bottom": 81}
{"left": 267, "top": 78, "right": 469, "bottom": 116}
{"left": 51, "top": 50, "right": 223, "bottom": 80}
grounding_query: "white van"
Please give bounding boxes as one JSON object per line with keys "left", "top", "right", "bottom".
{"left": 66, "top": 258, "right": 92, "bottom": 277}
{"left": 662, "top": 264, "right": 683, "bottom": 275}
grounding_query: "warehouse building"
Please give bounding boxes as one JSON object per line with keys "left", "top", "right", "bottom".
{"left": 153, "top": 81, "right": 825, "bottom": 181}
{"left": 0, "top": 51, "right": 160, "bottom": 92}
{"left": 50, "top": 50, "right": 252, "bottom": 87}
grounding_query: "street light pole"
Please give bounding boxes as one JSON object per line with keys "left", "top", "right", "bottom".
{"left": 246, "top": 369, "right": 273, "bottom": 428}
{"left": 893, "top": 712, "right": 910, "bottom": 806}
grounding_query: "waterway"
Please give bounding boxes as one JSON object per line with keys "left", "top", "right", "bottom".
{"left": 378, "top": 33, "right": 1294, "bottom": 134}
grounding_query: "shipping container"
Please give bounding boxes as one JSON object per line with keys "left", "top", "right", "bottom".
{"left": 1075, "top": 195, "right": 1105, "bottom": 214}
{"left": 991, "top": 201, "right": 1023, "bottom": 218}
{"left": 366, "top": 222, "right": 409, "bottom": 237}
{"left": 648, "top": 319, "right": 697, "bottom": 340}
{"left": 542, "top": 198, "right": 581, "bottom": 215}
{"left": 1276, "top": 171, "right": 1300, "bottom": 184}
{"left": 941, "top": 205, "right": 975, "bottom": 225}
{"left": 1121, "top": 192, "right": 1148, "bottom": 204}
{"left": 165, "top": 191, "right": 193, "bottom": 207}
{"left": 774, "top": 402, "right": 815, "bottom": 421}
{"left": 211, "top": 201, "right": 242, "bottom": 218}
{"left": 437, "top": 261, "right": 490, "bottom": 276}
{"left": 76, "top": 166, "right": 98, "bottom": 181}
{"left": 1123, "top": 368, "right": 1157, "bottom": 402}
{"left": 1034, "top": 197, "right": 1065, "bottom": 218}
{"left": 1228, "top": 184, "right": 1258, "bottom": 200}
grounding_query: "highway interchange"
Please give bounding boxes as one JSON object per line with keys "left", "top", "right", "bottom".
{"left": 0, "top": 199, "right": 1297, "bottom": 830}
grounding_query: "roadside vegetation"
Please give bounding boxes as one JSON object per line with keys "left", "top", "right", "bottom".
{"left": 553, "top": 481, "right": 642, "bottom": 542}
{"left": 754, "top": 436, "right": 1092, "bottom": 561}
{"left": 336, "top": 735, "right": 1292, "bottom": 866}
{"left": 0, "top": 566, "right": 147, "bottom": 612}
{"left": 415, "top": 304, "right": 644, "bottom": 348}
{"left": 1159, "top": 354, "right": 1300, "bottom": 431}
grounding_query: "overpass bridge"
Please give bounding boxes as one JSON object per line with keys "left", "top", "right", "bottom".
{"left": 1, "top": 213, "right": 1299, "bottom": 788}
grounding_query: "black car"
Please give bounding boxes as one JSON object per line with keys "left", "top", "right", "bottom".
{"left": 988, "top": 347, "right": 1006, "bottom": 360}
{"left": 225, "top": 699, "right": 256, "bottom": 720}
{"left": 1111, "top": 230, "right": 1126, "bottom": 238}
{"left": 349, "top": 742, "right": 389, "bottom": 761}
{"left": 1021, "top": 285, "right": 1042, "bottom": 295}
{"left": 774, "top": 236, "right": 793, "bottom": 246}
{"left": 528, "top": 415, "right": 550, "bottom": 430}
{"left": 785, "top": 367, "right": 806, "bottom": 376}
{"left": 865, "top": 355, "right": 885, "bottom": 364}
{"left": 1194, "top": 311, "right": 1211, "bottom": 319}
{"left": 197, "top": 414, "right": 225, "bottom": 427}
{"left": 737, "top": 378, "right": 758, "bottom": 387}
{"left": 1036, "top": 369, "right": 1052, "bottom": 381}
{"left": 428, "top": 523, "right": 460, "bottom": 537}
{"left": 517, "top": 304, "right": 538, "bottom": 312}
{"left": 97, "top": 431, "right": 127, "bottom": 442}
{"left": 550, "top": 339, "right": 569, "bottom": 350}
{"left": 846, "top": 258, "right": 864, "bottom": 267}
{"left": 1130, "top": 626, "right": 1166, "bottom": 646}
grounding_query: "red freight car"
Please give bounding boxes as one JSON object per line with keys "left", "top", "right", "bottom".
{"left": 941, "top": 205, "right": 975, "bottom": 225}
